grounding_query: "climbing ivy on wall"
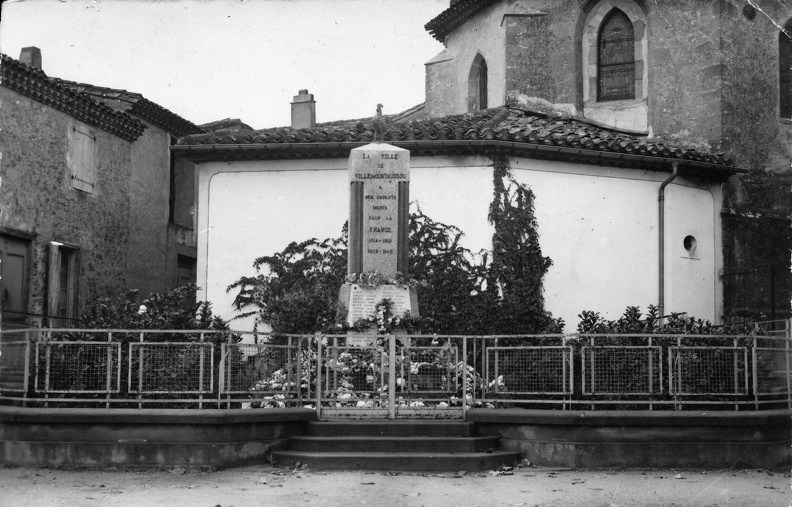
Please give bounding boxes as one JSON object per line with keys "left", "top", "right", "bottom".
{"left": 486, "top": 155, "right": 556, "bottom": 334}
{"left": 228, "top": 155, "right": 562, "bottom": 335}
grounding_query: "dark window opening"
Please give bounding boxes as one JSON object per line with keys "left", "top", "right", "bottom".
{"left": 478, "top": 59, "right": 488, "bottom": 110}
{"left": 779, "top": 22, "right": 792, "bottom": 118}
{"left": 598, "top": 9, "right": 635, "bottom": 102}
{"left": 177, "top": 254, "right": 197, "bottom": 288}
{"left": 467, "top": 54, "right": 488, "bottom": 112}
{"left": 57, "top": 247, "right": 78, "bottom": 320}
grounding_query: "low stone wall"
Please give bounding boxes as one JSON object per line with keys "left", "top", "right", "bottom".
{"left": 468, "top": 409, "right": 792, "bottom": 468}
{"left": 0, "top": 407, "right": 317, "bottom": 468}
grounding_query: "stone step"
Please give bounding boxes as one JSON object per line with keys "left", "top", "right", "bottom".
{"left": 290, "top": 435, "right": 500, "bottom": 453}
{"left": 306, "top": 420, "right": 474, "bottom": 437}
{"left": 271, "top": 450, "right": 519, "bottom": 472}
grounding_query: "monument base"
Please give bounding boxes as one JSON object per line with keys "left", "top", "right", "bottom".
{"left": 337, "top": 283, "right": 419, "bottom": 343}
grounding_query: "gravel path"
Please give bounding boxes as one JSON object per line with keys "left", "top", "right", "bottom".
{"left": 0, "top": 464, "right": 788, "bottom": 507}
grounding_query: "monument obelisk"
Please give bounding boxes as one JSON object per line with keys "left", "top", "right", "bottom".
{"left": 338, "top": 134, "right": 418, "bottom": 335}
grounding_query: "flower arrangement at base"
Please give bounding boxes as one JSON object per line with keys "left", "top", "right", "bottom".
{"left": 345, "top": 271, "right": 423, "bottom": 288}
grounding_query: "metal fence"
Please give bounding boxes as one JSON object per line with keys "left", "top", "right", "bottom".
{"left": 722, "top": 266, "right": 791, "bottom": 323}
{"left": 0, "top": 327, "right": 790, "bottom": 411}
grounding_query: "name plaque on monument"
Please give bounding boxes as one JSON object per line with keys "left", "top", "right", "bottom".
{"left": 346, "top": 284, "right": 413, "bottom": 325}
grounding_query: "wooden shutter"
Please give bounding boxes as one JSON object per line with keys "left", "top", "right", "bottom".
{"left": 71, "top": 125, "right": 96, "bottom": 192}
{"left": 598, "top": 9, "right": 635, "bottom": 102}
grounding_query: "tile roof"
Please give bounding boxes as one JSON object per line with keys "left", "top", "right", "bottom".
{"left": 52, "top": 80, "right": 203, "bottom": 137}
{"left": 175, "top": 106, "right": 739, "bottom": 178}
{"left": 425, "top": 0, "right": 500, "bottom": 43}
{"left": 0, "top": 54, "right": 146, "bottom": 141}
{"left": 200, "top": 118, "right": 254, "bottom": 132}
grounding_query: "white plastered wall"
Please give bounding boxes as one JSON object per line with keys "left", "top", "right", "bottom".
{"left": 196, "top": 155, "right": 720, "bottom": 331}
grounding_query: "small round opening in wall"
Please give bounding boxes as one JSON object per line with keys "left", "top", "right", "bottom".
{"left": 684, "top": 235, "right": 698, "bottom": 256}
{"left": 742, "top": 5, "right": 756, "bottom": 21}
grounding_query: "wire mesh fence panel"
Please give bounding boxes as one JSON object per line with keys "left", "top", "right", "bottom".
{"left": 35, "top": 341, "right": 121, "bottom": 393}
{"left": 401, "top": 346, "right": 458, "bottom": 398}
{"left": 754, "top": 336, "right": 792, "bottom": 395}
{"left": 582, "top": 346, "right": 662, "bottom": 395}
{"left": 129, "top": 343, "right": 213, "bottom": 394}
{"left": 670, "top": 346, "right": 748, "bottom": 395}
{"left": 485, "top": 346, "right": 572, "bottom": 395}
{"left": 222, "top": 343, "right": 304, "bottom": 406}
{"left": 0, "top": 329, "right": 31, "bottom": 392}
{"left": 323, "top": 345, "right": 386, "bottom": 408}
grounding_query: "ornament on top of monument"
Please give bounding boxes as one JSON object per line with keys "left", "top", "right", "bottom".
{"left": 372, "top": 103, "right": 386, "bottom": 142}
{"left": 338, "top": 135, "right": 419, "bottom": 333}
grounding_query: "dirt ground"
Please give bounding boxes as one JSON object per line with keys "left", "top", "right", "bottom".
{"left": 0, "top": 464, "right": 789, "bottom": 507}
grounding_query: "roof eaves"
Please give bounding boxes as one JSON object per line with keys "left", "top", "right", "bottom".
{"left": 0, "top": 54, "right": 146, "bottom": 142}
{"left": 128, "top": 97, "right": 203, "bottom": 137}
{"left": 172, "top": 139, "right": 745, "bottom": 179}
{"left": 425, "top": 0, "right": 500, "bottom": 42}
{"left": 54, "top": 79, "right": 202, "bottom": 137}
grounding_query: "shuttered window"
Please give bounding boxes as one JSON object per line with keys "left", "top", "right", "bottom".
{"left": 70, "top": 124, "right": 96, "bottom": 193}
{"left": 780, "top": 23, "right": 792, "bottom": 118}
{"left": 598, "top": 9, "right": 635, "bottom": 102}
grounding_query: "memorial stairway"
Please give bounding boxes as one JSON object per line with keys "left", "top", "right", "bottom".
{"left": 271, "top": 420, "right": 519, "bottom": 471}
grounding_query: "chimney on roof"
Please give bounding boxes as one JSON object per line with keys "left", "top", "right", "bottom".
{"left": 291, "top": 89, "right": 316, "bottom": 129}
{"left": 19, "top": 47, "right": 42, "bottom": 70}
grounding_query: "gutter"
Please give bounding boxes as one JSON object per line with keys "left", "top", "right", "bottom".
{"left": 658, "top": 161, "right": 679, "bottom": 325}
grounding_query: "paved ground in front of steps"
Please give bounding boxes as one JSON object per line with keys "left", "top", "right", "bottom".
{"left": 0, "top": 464, "right": 789, "bottom": 507}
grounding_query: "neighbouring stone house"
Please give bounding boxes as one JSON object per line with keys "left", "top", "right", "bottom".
{"left": 176, "top": 0, "right": 791, "bottom": 330}
{"left": 0, "top": 48, "right": 202, "bottom": 327}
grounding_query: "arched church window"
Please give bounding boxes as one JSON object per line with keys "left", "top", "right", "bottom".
{"left": 598, "top": 9, "right": 635, "bottom": 102}
{"left": 779, "top": 21, "right": 792, "bottom": 118}
{"left": 468, "top": 54, "right": 488, "bottom": 112}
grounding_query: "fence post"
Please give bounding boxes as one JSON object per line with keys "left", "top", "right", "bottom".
{"left": 733, "top": 337, "right": 739, "bottom": 411}
{"left": 224, "top": 331, "right": 232, "bottom": 409}
{"left": 388, "top": 333, "right": 396, "bottom": 420}
{"left": 648, "top": 336, "right": 654, "bottom": 411}
{"left": 296, "top": 336, "right": 303, "bottom": 407}
{"left": 315, "top": 335, "right": 322, "bottom": 420}
{"left": 44, "top": 330, "right": 51, "bottom": 408}
{"left": 751, "top": 335, "right": 758, "bottom": 410}
{"left": 590, "top": 336, "right": 595, "bottom": 396}
{"left": 667, "top": 338, "right": 675, "bottom": 402}
{"left": 566, "top": 335, "right": 573, "bottom": 411}
{"left": 106, "top": 331, "right": 113, "bottom": 409}
{"left": 287, "top": 336, "right": 294, "bottom": 406}
{"left": 22, "top": 329, "right": 31, "bottom": 407}
{"left": 199, "top": 331, "right": 205, "bottom": 410}
{"left": 138, "top": 332, "right": 144, "bottom": 409}
{"left": 787, "top": 336, "right": 791, "bottom": 410}
{"left": 462, "top": 336, "right": 468, "bottom": 417}
{"left": 493, "top": 337, "right": 499, "bottom": 397}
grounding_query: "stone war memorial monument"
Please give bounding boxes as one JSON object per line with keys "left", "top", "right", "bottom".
{"left": 338, "top": 140, "right": 419, "bottom": 343}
